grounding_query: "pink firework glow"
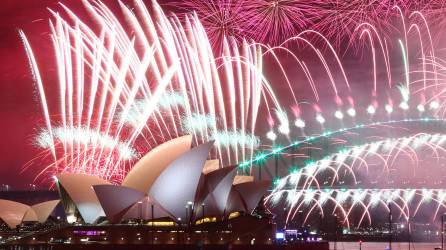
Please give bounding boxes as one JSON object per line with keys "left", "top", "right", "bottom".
{"left": 173, "top": 0, "right": 446, "bottom": 49}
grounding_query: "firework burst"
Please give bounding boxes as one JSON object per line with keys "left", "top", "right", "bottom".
{"left": 241, "top": 0, "right": 322, "bottom": 46}
{"left": 170, "top": 0, "right": 246, "bottom": 52}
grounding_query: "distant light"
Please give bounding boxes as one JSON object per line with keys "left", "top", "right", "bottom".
{"left": 294, "top": 119, "right": 305, "bottom": 128}
{"left": 399, "top": 102, "right": 409, "bottom": 110}
{"left": 417, "top": 104, "right": 425, "bottom": 112}
{"left": 367, "top": 105, "right": 376, "bottom": 114}
{"left": 347, "top": 108, "right": 356, "bottom": 117}
{"left": 316, "top": 114, "right": 325, "bottom": 124}
{"left": 66, "top": 215, "right": 77, "bottom": 224}
{"left": 430, "top": 101, "right": 439, "bottom": 109}
{"left": 278, "top": 125, "right": 290, "bottom": 135}
{"left": 276, "top": 232, "right": 285, "bottom": 239}
{"left": 385, "top": 104, "right": 393, "bottom": 114}
{"left": 177, "top": 217, "right": 182, "bottom": 221}
{"left": 334, "top": 110, "right": 344, "bottom": 119}
{"left": 187, "top": 201, "right": 193, "bottom": 205}
{"left": 266, "top": 130, "right": 277, "bottom": 141}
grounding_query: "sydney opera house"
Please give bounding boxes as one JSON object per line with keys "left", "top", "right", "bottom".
{"left": 0, "top": 136, "right": 322, "bottom": 249}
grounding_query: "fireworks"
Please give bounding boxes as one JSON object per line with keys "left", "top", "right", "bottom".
{"left": 181, "top": 113, "right": 217, "bottom": 135}
{"left": 275, "top": 109, "right": 290, "bottom": 135}
{"left": 36, "top": 126, "right": 138, "bottom": 161}
{"left": 276, "top": 133, "right": 446, "bottom": 188}
{"left": 20, "top": 0, "right": 446, "bottom": 228}
{"left": 119, "top": 91, "right": 186, "bottom": 127}
{"left": 268, "top": 188, "right": 446, "bottom": 227}
{"left": 22, "top": 0, "right": 284, "bottom": 182}
{"left": 267, "top": 132, "right": 446, "bottom": 226}
{"left": 247, "top": 6, "right": 444, "bottom": 168}
{"left": 239, "top": 117, "right": 446, "bottom": 168}
{"left": 173, "top": 0, "right": 446, "bottom": 49}
{"left": 211, "top": 130, "right": 260, "bottom": 149}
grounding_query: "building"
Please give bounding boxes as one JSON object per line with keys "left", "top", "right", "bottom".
{"left": 54, "top": 135, "right": 271, "bottom": 226}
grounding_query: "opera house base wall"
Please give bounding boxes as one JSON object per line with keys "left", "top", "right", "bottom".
{"left": 4, "top": 243, "right": 329, "bottom": 250}
{"left": 3, "top": 215, "right": 328, "bottom": 250}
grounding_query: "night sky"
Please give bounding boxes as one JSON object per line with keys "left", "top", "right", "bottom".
{"left": 0, "top": 0, "right": 103, "bottom": 188}
{"left": 0, "top": 0, "right": 59, "bottom": 188}
{"left": 0, "top": 0, "right": 443, "bottom": 189}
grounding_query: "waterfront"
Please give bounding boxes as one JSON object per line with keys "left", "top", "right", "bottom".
{"left": 330, "top": 242, "right": 442, "bottom": 250}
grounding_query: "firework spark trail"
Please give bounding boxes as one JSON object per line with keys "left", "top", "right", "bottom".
{"left": 80, "top": 0, "right": 176, "bottom": 175}
{"left": 277, "top": 133, "right": 446, "bottom": 189}
{"left": 47, "top": 9, "right": 134, "bottom": 176}
{"left": 36, "top": 127, "right": 138, "bottom": 161}
{"left": 414, "top": 56, "right": 446, "bottom": 117}
{"left": 211, "top": 130, "right": 260, "bottom": 150}
{"left": 267, "top": 188, "right": 446, "bottom": 227}
{"left": 250, "top": 28, "right": 352, "bottom": 106}
{"left": 20, "top": 32, "right": 57, "bottom": 164}
{"left": 119, "top": 91, "right": 186, "bottom": 127}
{"left": 356, "top": 22, "right": 392, "bottom": 89}
{"left": 311, "top": 1, "right": 399, "bottom": 49}
{"left": 169, "top": 0, "right": 247, "bottom": 52}
{"left": 181, "top": 113, "right": 217, "bottom": 135}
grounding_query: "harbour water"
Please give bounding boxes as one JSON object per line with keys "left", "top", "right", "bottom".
{"left": 330, "top": 242, "right": 442, "bottom": 250}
